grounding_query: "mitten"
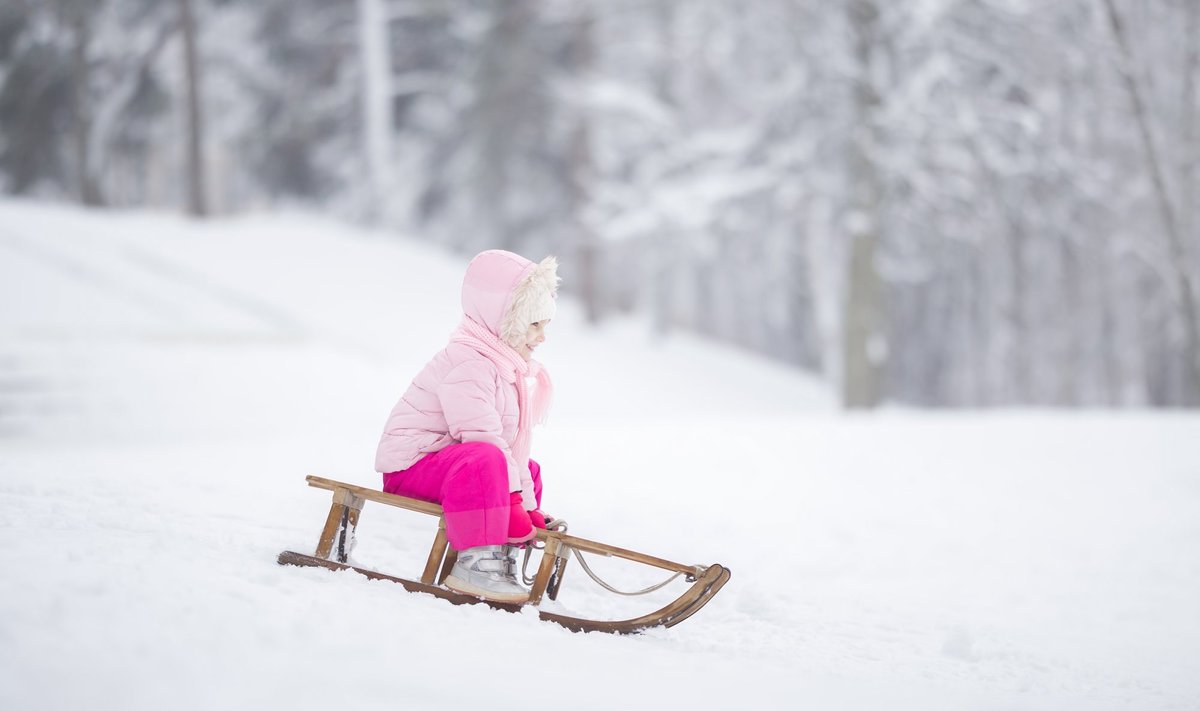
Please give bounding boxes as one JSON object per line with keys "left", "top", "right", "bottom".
{"left": 528, "top": 509, "right": 548, "bottom": 530}
{"left": 507, "top": 491, "right": 535, "bottom": 544}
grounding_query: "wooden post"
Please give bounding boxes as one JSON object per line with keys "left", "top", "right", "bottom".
{"left": 338, "top": 504, "right": 362, "bottom": 563}
{"left": 421, "top": 519, "right": 450, "bottom": 585}
{"left": 527, "top": 538, "right": 561, "bottom": 606}
{"left": 547, "top": 548, "right": 569, "bottom": 602}
{"left": 438, "top": 550, "right": 458, "bottom": 585}
{"left": 315, "top": 488, "right": 364, "bottom": 562}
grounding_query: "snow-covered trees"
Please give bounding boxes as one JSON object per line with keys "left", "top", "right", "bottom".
{"left": 1, "top": 0, "right": 1196, "bottom": 407}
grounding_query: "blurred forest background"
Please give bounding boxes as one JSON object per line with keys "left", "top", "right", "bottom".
{"left": 2, "top": 0, "right": 1198, "bottom": 408}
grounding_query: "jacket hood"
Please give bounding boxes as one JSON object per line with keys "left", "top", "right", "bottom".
{"left": 461, "top": 250, "right": 559, "bottom": 347}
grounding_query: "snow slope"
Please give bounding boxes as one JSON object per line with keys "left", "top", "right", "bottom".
{"left": 1, "top": 199, "right": 1198, "bottom": 711}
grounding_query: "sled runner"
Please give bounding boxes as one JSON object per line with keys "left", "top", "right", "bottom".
{"left": 278, "top": 475, "right": 730, "bottom": 634}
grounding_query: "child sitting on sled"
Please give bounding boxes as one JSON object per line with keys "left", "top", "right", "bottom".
{"left": 375, "top": 249, "right": 558, "bottom": 604}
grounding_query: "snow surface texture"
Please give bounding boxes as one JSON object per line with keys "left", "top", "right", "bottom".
{"left": 1, "top": 199, "right": 1198, "bottom": 711}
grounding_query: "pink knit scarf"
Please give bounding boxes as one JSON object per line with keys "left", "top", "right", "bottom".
{"left": 450, "top": 317, "right": 553, "bottom": 486}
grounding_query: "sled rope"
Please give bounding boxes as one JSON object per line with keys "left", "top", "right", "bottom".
{"left": 520, "top": 518, "right": 687, "bottom": 596}
{"left": 570, "top": 549, "right": 686, "bottom": 596}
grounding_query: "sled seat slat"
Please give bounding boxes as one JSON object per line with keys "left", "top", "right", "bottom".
{"left": 305, "top": 475, "right": 704, "bottom": 578}
{"left": 307, "top": 475, "right": 444, "bottom": 516}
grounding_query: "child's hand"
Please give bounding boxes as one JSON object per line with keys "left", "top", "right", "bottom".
{"left": 529, "top": 509, "right": 549, "bottom": 530}
{"left": 507, "top": 492, "right": 536, "bottom": 544}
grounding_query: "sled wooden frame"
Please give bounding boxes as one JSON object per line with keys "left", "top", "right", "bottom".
{"left": 277, "top": 475, "right": 730, "bottom": 634}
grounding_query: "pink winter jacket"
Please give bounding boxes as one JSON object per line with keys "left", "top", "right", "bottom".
{"left": 374, "top": 251, "right": 551, "bottom": 507}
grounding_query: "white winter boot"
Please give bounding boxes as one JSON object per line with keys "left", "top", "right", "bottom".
{"left": 444, "top": 545, "right": 529, "bottom": 603}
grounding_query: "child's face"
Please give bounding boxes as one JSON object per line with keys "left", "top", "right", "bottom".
{"left": 517, "top": 320, "right": 550, "bottom": 361}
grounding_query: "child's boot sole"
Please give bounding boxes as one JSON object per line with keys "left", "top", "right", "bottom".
{"left": 444, "top": 575, "right": 530, "bottom": 604}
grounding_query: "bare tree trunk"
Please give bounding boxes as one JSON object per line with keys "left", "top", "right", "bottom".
{"left": 1101, "top": 0, "right": 1200, "bottom": 404}
{"left": 357, "top": 0, "right": 393, "bottom": 223}
{"left": 842, "top": 0, "right": 887, "bottom": 409}
{"left": 469, "top": 0, "right": 534, "bottom": 252}
{"left": 961, "top": 131, "right": 1027, "bottom": 403}
{"left": 789, "top": 225, "right": 822, "bottom": 370}
{"left": 1182, "top": 0, "right": 1198, "bottom": 273}
{"left": 180, "top": 0, "right": 208, "bottom": 217}
{"left": 67, "top": 3, "right": 103, "bottom": 206}
{"left": 650, "top": 0, "right": 677, "bottom": 337}
{"left": 566, "top": 10, "right": 600, "bottom": 324}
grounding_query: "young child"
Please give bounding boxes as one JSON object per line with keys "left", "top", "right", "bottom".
{"left": 375, "top": 249, "right": 558, "bottom": 603}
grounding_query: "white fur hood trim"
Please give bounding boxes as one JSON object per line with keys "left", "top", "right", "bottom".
{"left": 500, "top": 256, "right": 559, "bottom": 348}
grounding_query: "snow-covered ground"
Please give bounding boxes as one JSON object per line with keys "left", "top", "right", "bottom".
{"left": 1, "top": 199, "right": 1198, "bottom": 711}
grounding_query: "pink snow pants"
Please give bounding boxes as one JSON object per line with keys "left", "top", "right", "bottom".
{"left": 381, "top": 441, "right": 542, "bottom": 551}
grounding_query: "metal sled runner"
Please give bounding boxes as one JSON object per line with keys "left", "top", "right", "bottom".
{"left": 278, "top": 476, "right": 730, "bottom": 634}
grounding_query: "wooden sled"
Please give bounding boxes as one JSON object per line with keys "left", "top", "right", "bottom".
{"left": 278, "top": 476, "right": 730, "bottom": 634}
